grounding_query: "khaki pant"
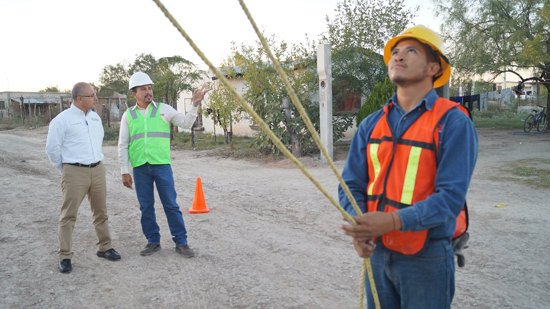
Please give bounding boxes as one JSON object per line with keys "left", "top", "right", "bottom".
{"left": 58, "top": 162, "right": 112, "bottom": 260}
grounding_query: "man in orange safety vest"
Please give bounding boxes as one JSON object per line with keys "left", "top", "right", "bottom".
{"left": 339, "top": 25, "right": 478, "bottom": 308}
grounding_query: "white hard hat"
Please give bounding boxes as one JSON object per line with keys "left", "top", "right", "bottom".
{"left": 129, "top": 72, "right": 154, "bottom": 90}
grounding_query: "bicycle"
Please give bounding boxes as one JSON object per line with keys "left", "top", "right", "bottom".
{"left": 523, "top": 105, "right": 547, "bottom": 132}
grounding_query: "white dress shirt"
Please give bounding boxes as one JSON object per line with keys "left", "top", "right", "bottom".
{"left": 118, "top": 101, "right": 198, "bottom": 174}
{"left": 45, "top": 104, "right": 105, "bottom": 175}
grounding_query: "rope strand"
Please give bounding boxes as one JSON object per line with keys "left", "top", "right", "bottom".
{"left": 237, "top": 1, "right": 379, "bottom": 308}
{"left": 151, "top": 1, "right": 379, "bottom": 307}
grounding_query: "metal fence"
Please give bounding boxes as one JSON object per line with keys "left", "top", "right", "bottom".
{"left": 451, "top": 88, "right": 548, "bottom": 113}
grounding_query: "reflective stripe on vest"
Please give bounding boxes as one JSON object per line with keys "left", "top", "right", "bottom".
{"left": 366, "top": 97, "right": 469, "bottom": 255}
{"left": 401, "top": 146, "right": 422, "bottom": 205}
{"left": 127, "top": 103, "right": 171, "bottom": 168}
{"left": 367, "top": 144, "right": 381, "bottom": 196}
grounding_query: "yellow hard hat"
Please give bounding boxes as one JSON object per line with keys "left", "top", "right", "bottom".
{"left": 383, "top": 25, "right": 450, "bottom": 89}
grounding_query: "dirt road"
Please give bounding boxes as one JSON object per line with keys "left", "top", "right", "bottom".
{"left": 0, "top": 126, "right": 549, "bottom": 308}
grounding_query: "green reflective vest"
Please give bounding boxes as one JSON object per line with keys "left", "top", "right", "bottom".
{"left": 127, "top": 103, "right": 171, "bottom": 168}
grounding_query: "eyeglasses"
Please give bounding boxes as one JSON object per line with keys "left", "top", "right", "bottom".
{"left": 79, "top": 93, "right": 97, "bottom": 98}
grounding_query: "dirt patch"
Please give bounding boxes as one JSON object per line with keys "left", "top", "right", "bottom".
{"left": 0, "top": 127, "right": 549, "bottom": 308}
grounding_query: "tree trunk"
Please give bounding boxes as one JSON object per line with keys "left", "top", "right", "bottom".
{"left": 213, "top": 113, "right": 217, "bottom": 142}
{"left": 282, "top": 98, "right": 301, "bottom": 157}
{"left": 229, "top": 112, "right": 233, "bottom": 150}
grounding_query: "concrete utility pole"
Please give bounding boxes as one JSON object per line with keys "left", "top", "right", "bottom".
{"left": 435, "top": 83, "right": 450, "bottom": 99}
{"left": 317, "top": 44, "right": 333, "bottom": 162}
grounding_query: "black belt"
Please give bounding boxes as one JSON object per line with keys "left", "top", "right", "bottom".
{"left": 66, "top": 161, "right": 101, "bottom": 168}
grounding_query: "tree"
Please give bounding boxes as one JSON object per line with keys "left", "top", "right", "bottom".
{"left": 434, "top": 0, "right": 550, "bottom": 113}
{"left": 97, "top": 53, "right": 159, "bottom": 98}
{"left": 229, "top": 36, "right": 329, "bottom": 156}
{"left": 129, "top": 53, "right": 159, "bottom": 82}
{"left": 155, "top": 56, "right": 202, "bottom": 109}
{"left": 356, "top": 77, "right": 396, "bottom": 125}
{"left": 96, "top": 54, "right": 201, "bottom": 111}
{"left": 39, "top": 86, "right": 60, "bottom": 92}
{"left": 205, "top": 79, "right": 243, "bottom": 147}
{"left": 320, "top": 0, "right": 417, "bottom": 104}
{"left": 98, "top": 62, "right": 130, "bottom": 96}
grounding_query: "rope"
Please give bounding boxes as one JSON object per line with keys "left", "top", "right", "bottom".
{"left": 236, "top": 2, "right": 379, "bottom": 308}
{"left": 152, "top": 1, "right": 379, "bottom": 308}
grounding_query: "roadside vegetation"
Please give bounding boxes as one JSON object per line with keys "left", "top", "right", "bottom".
{"left": 489, "top": 159, "right": 550, "bottom": 189}
{"left": 471, "top": 103, "right": 525, "bottom": 129}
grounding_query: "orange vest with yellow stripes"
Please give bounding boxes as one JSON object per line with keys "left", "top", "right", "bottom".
{"left": 366, "top": 97, "right": 468, "bottom": 255}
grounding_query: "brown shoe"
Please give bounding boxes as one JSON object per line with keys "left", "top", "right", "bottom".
{"left": 140, "top": 244, "right": 161, "bottom": 256}
{"left": 175, "top": 245, "right": 195, "bottom": 258}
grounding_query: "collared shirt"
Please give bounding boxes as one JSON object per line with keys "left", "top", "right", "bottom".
{"left": 45, "top": 104, "right": 104, "bottom": 175}
{"left": 338, "top": 89, "right": 478, "bottom": 239}
{"left": 118, "top": 101, "right": 198, "bottom": 174}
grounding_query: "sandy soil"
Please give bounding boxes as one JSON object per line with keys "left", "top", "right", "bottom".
{"left": 0, "top": 126, "right": 549, "bottom": 308}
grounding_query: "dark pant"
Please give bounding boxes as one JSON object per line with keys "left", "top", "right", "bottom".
{"left": 365, "top": 238, "right": 455, "bottom": 309}
{"left": 133, "top": 163, "right": 188, "bottom": 246}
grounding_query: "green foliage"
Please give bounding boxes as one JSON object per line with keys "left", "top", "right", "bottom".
{"left": 155, "top": 56, "right": 203, "bottom": 108}
{"left": 103, "top": 125, "right": 119, "bottom": 144}
{"left": 227, "top": 36, "right": 330, "bottom": 155}
{"left": 356, "top": 77, "right": 396, "bottom": 125}
{"left": 98, "top": 62, "right": 130, "bottom": 96}
{"left": 205, "top": 78, "right": 243, "bottom": 143}
{"left": 470, "top": 103, "right": 524, "bottom": 129}
{"left": 434, "top": 0, "right": 550, "bottom": 108}
{"left": 129, "top": 53, "right": 158, "bottom": 79}
{"left": 96, "top": 53, "right": 202, "bottom": 106}
{"left": 321, "top": 0, "right": 417, "bottom": 101}
{"left": 39, "top": 86, "right": 60, "bottom": 92}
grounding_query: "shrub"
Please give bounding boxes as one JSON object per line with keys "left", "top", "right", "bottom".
{"left": 356, "top": 77, "right": 396, "bottom": 125}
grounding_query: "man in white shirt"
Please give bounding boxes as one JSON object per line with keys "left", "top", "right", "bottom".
{"left": 118, "top": 72, "right": 210, "bottom": 258}
{"left": 46, "top": 82, "right": 121, "bottom": 274}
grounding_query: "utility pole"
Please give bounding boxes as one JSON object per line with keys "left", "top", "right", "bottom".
{"left": 317, "top": 44, "right": 333, "bottom": 162}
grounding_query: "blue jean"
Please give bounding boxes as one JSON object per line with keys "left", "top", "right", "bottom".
{"left": 365, "top": 238, "right": 455, "bottom": 309}
{"left": 133, "top": 163, "right": 188, "bottom": 247}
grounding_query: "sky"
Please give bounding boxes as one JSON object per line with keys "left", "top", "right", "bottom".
{"left": 0, "top": 0, "right": 442, "bottom": 92}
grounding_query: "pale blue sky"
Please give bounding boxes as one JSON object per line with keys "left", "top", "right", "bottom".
{"left": 0, "top": 0, "right": 441, "bottom": 92}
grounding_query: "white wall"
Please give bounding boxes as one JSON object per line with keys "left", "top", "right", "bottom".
{"left": 177, "top": 75, "right": 256, "bottom": 136}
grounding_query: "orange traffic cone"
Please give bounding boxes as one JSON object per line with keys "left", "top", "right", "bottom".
{"left": 189, "top": 177, "right": 209, "bottom": 213}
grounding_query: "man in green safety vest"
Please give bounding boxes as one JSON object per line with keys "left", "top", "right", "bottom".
{"left": 118, "top": 71, "right": 210, "bottom": 258}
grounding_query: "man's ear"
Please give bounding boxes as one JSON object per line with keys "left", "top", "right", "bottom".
{"left": 427, "top": 62, "right": 441, "bottom": 79}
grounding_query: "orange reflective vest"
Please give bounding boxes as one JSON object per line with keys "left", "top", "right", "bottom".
{"left": 367, "top": 97, "right": 468, "bottom": 255}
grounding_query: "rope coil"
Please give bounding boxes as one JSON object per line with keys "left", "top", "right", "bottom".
{"left": 152, "top": 1, "right": 379, "bottom": 307}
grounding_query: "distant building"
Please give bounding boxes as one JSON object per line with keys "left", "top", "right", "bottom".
{"left": 0, "top": 91, "right": 70, "bottom": 110}
{"left": 0, "top": 91, "right": 71, "bottom": 120}
{"left": 0, "top": 91, "right": 127, "bottom": 122}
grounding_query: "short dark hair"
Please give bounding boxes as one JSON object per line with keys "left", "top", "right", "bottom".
{"left": 72, "top": 82, "right": 89, "bottom": 100}
{"left": 131, "top": 86, "right": 137, "bottom": 93}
